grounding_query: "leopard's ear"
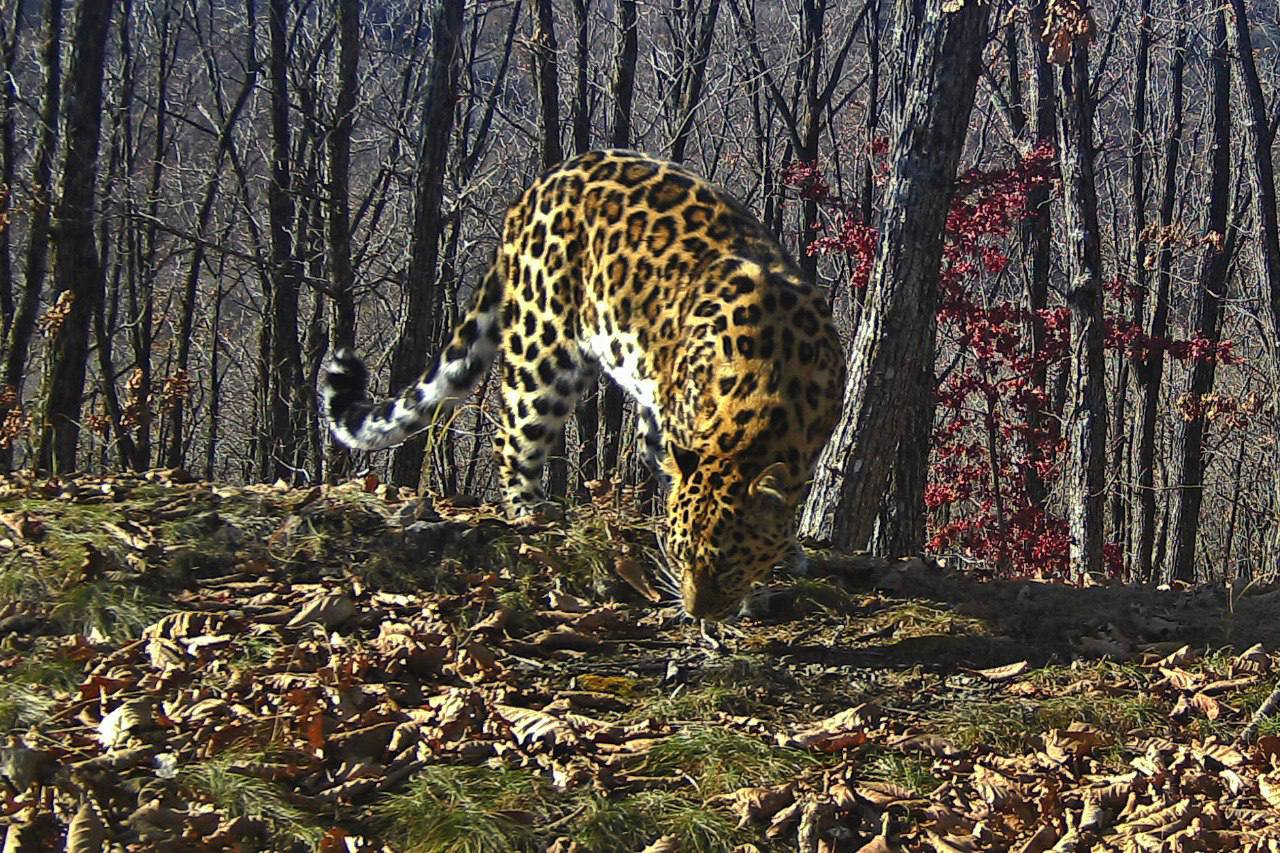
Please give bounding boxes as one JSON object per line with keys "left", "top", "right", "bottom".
{"left": 669, "top": 442, "right": 700, "bottom": 478}
{"left": 749, "top": 462, "right": 789, "bottom": 505}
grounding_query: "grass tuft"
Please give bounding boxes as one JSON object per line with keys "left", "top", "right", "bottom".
{"left": 180, "top": 751, "right": 323, "bottom": 848}
{"left": 375, "top": 764, "right": 549, "bottom": 853}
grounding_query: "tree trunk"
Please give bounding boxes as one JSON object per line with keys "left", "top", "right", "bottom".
{"left": 0, "top": 2, "right": 20, "bottom": 337}
{"left": 37, "top": 0, "right": 114, "bottom": 473}
{"left": 1168, "top": 5, "right": 1230, "bottom": 584}
{"left": 531, "top": 0, "right": 569, "bottom": 499}
{"left": 1225, "top": 0, "right": 1280, "bottom": 576}
{"left": 1017, "top": 0, "right": 1056, "bottom": 512}
{"left": 1135, "top": 4, "right": 1186, "bottom": 580}
{"left": 533, "top": 0, "right": 563, "bottom": 167}
{"left": 1055, "top": 24, "right": 1109, "bottom": 580}
{"left": 0, "top": 0, "right": 61, "bottom": 471}
{"left": 668, "top": 0, "right": 721, "bottom": 164}
{"left": 798, "top": 0, "right": 989, "bottom": 550}
{"left": 599, "top": 0, "right": 638, "bottom": 480}
{"left": 387, "top": 0, "right": 464, "bottom": 488}
{"left": 325, "top": 0, "right": 360, "bottom": 482}
{"left": 1111, "top": 0, "right": 1153, "bottom": 564}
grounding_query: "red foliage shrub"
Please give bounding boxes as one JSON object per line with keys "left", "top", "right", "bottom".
{"left": 783, "top": 142, "right": 1240, "bottom": 580}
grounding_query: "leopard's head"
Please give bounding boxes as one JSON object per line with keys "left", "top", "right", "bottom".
{"left": 662, "top": 448, "right": 795, "bottom": 620}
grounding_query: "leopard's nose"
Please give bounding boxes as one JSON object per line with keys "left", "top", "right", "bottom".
{"left": 681, "top": 581, "right": 734, "bottom": 621}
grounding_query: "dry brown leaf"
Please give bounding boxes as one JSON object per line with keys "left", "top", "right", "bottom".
{"left": 98, "top": 697, "right": 156, "bottom": 749}
{"left": 1188, "top": 692, "right": 1224, "bottom": 720}
{"left": 64, "top": 801, "right": 107, "bottom": 853}
{"left": 1042, "top": 724, "right": 1106, "bottom": 764}
{"left": 1193, "top": 740, "right": 1245, "bottom": 768}
{"left": 778, "top": 703, "right": 880, "bottom": 751}
{"left": 1012, "top": 824, "right": 1057, "bottom": 853}
{"left": 971, "top": 660, "right": 1029, "bottom": 682}
{"left": 495, "top": 704, "right": 577, "bottom": 752}
{"left": 718, "top": 783, "right": 796, "bottom": 828}
{"left": 1159, "top": 667, "right": 1201, "bottom": 691}
{"left": 1235, "top": 643, "right": 1270, "bottom": 675}
{"left": 855, "top": 837, "right": 895, "bottom": 853}
{"left": 287, "top": 592, "right": 356, "bottom": 628}
{"left": 926, "top": 831, "right": 982, "bottom": 853}
{"left": 856, "top": 780, "right": 918, "bottom": 809}
{"left": 614, "top": 554, "right": 662, "bottom": 602}
{"left": 1113, "top": 799, "right": 1197, "bottom": 838}
{"left": 638, "top": 836, "right": 680, "bottom": 853}
{"left": 1258, "top": 773, "right": 1280, "bottom": 811}
{"left": 526, "top": 626, "right": 600, "bottom": 651}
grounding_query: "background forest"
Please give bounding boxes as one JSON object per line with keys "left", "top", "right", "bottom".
{"left": 2, "top": 0, "right": 1280, "bottom": 587}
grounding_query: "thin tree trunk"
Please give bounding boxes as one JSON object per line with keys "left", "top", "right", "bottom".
{"left": 1169, "top": 5, "right": 1231, "bottom": 583}
{"left": 37, "top": 0, "right": 115, "bottom": 473}
{"left": 570, "top": 0, "right": 597, "bottom": 491}
{"left": 325, "top": 0, "right": 360, "bottom": 482}
{"left": 799, "top": 0, "right": 990, "bottom": 550}
{"left": 0, "top": 0, "right": 61, "bottom": 471}
{"left": 1055, "top": 23, "right": 1109, "bottom": 580}
{"left": 599, "top": 0, "right": 637, "bottom": 480}
{"left": 668, "top": 0, "right": 721, "bottom": 164}
{"left": 387, "top": 0, "right": 464, "bottom": 488}
{"left": 1018, "top": 0, "right": 1056, "bottom": 512}
{"left": 0, "top": 2, "right": 20, "bottom": 337}
{"left": 1133, "top": 4, "right": 1185, "bottom": 579}
{"left": 1112, "top": 0, "right": 1153, "bottom": 564}
{"left": 1225, "top": 0, "right": 1280, "bottom": 576}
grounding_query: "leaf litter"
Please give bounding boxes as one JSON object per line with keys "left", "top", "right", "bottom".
{"left": 0, "top": 472, "right": 1278, "bottom": 850}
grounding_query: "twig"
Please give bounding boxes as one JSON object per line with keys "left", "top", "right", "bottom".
{"left": 1238, "top": 678, "right": 1280, "bottom": 745}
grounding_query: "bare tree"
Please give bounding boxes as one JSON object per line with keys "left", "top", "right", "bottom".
{"left": 38, "top": 0, "right": 115, "bottom": 473}
{"left": 387, "top": 0, "right": 465, "bottom": 488}
{"left": 1169, "top": 3, "right": 1232, "bottom": 582}
{"left": 799, "top": 0, "right": 990, "bottom": 550}
{"left": 0, "top": 0, "right": 61, "bottom": 472}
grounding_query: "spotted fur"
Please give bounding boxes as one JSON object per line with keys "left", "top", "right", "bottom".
{"left": 322, "top": 150, "right": 845, "bottom": 620}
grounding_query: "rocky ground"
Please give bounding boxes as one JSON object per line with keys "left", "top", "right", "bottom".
{"left": 0, "top": 471, "right": 1278, "bottom": 851}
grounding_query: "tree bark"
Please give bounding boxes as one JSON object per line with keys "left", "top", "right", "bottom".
{"left": 387, "top": 0, "right": 464, "bottom": 488}
{"left": 325, "top": 0, "right": 360, "bottom": 481}
{"left": 264, "top": 0, "right": 305, "bottom": 483}
{"left": 37, "top": 0, "right": 114, "bottom": 473}
{"left": 798, "top": 0, "right": 989, "bottom": 550}
{"left": 668, "top": 0, "right": 721, "bottom": 164}
{"left": 599, "top": 0, "right": 638, "bottom": 480}
{"left": 1111, "top": 0, "right": 1153, "bottom": 562}
{"left": 0, "top": 0, "right": 61, "bottom": 471}
{"left": 1225, "top": 0, "right": 1280, "bottom": 575}
{"left": 1055, "top": 22, "right": 1108, "bottom": 581}
{"left": 0, "top": 2, "right": 20, "bottom": 337}
{"left": 1134, "top": 4, "right": 1186, "bottom": 580}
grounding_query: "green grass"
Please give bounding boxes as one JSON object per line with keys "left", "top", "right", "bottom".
{"left": 864, "top": 751, "right": 943, "bottom": 797}
{"left": 376, "top": 765, "right": 550, "bottom": 853}
{"left": 570, "top": 788, "right": 743, "bottom": 852}
{"left": 51, "top": 579, "right": 172, "bottom": 642}
{"left": 641, "top": 728, "right": 819, "bottom": 797}
{"left": 930, "top": 688, "right": 1164, "bottom": 756}
{"left": 180, "top": 751, "right": 324, "bottom": 848}
{"left": 0, "top": 655, "right": 81, "bottom": 732}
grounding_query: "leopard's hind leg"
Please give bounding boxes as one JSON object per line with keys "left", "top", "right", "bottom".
{"left": 493, "top": 345, "right": 594, "bottom": 516}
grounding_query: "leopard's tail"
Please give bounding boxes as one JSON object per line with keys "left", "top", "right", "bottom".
{"left": 321, "top": 263, "right": 504, "bottom": 451}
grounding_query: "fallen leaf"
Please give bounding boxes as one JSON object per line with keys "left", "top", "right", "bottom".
{"left": 287, "top": 593, "right": 356, "bottom": 628}
{"left": 614, "top": 554, "right": 662, "bottom": 603}
{"left": 971, "top": 660, "right": 1029, "bottom": 682}
{"left": 65, "top": 801, "right": 107, "bottom": 853}
{"left": 495, "top": 704, "right": 577, "bottom": 751}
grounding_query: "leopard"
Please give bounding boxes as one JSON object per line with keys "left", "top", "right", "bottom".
{"left": 322, "top": 150, "right": 845, "bottom": 621}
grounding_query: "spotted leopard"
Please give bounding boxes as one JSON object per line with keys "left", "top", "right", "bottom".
{"left": 322, "top": 150, "right": 845, "bottom": 620}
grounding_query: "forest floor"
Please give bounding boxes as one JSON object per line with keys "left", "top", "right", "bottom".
{"left": 0, "top": 473, "right": 1279, "bottom": 852}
